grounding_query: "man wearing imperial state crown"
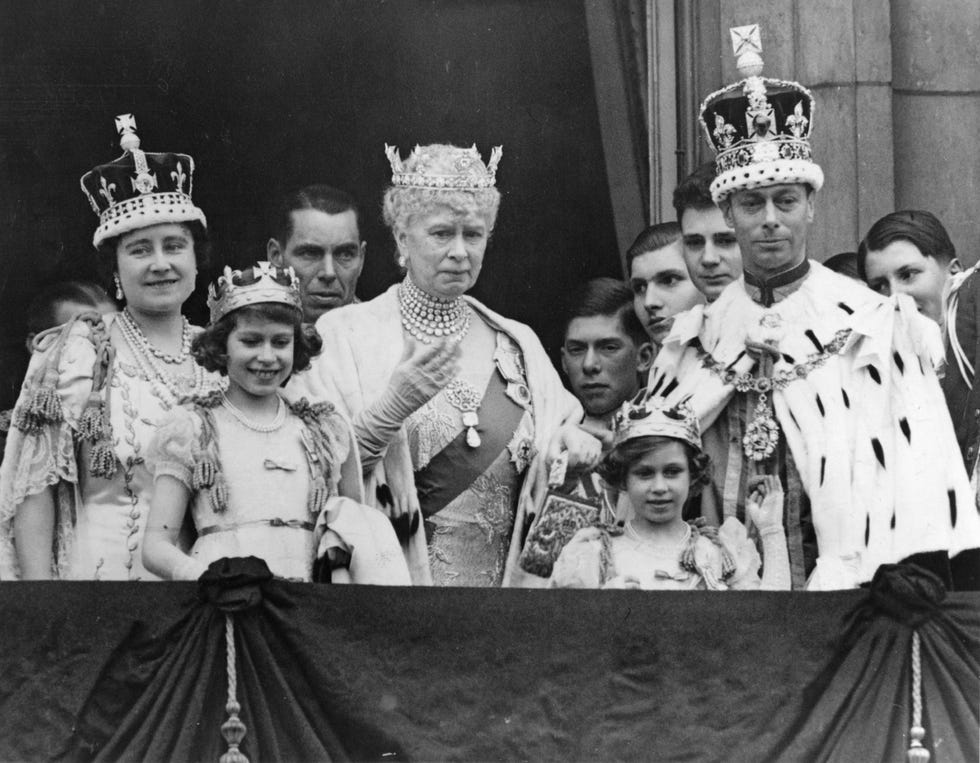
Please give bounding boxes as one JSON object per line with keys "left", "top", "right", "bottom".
{"left": 645, "top": 25, "right": 980, "bottom": 590}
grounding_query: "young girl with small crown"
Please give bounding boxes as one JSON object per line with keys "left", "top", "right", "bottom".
{"left": 550, "top": 397, "right": 790, "bottom": 590}
{"left": 142, "top": 262, "right": 409, "bottom": 583}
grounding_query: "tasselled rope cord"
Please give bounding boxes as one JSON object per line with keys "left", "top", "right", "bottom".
{"left": 220, "top": 614, "right": 249, "bottom": 763}
{"left": 906, "top": 630, "right": 930, "bottom": 762}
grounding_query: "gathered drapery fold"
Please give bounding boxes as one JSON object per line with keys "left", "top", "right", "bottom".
{"left": 0, "top": 562, "right": 975, "bottom": 762}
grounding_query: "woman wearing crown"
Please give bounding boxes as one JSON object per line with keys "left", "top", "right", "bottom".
{"left": 0, "top": 115, "right": 225, "bottom": 580}
{"left": 551, "top": 399, "right": 791, "bottom": 590}
{"left": 140, "top": 263, "right": 410, "bottom": 584}
{"left": 289, "top": 143, "right": 590, "bottom": 586}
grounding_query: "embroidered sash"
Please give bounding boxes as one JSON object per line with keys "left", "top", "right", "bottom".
{"left": 415, "top": 369, "right": 525, "bottom": 517}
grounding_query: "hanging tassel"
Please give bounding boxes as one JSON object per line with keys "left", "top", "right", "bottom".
{"left": 13, "top": 370, "right": 64, "bottom": 434}
{"left": 89, "top": 438, "right": 118, "bottom": 479}
{"left": 308, "top": 475, "right": 328, "bottom": 516}
{"left": 193, "top": 459, "right": 218, "bottom": 490}
{"left": 210, "top": 478, "right": 229, "bottom": 514}
{"left": 77, "top": 394, "right": 107, "bottom": 440}
{"left": 906, "top": 630, "right": 930, "bottom": 762}
{"left": 219, "top": 614, "right": 249, "bottom": 763}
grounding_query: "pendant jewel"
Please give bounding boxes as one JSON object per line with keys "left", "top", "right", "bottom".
{"left": 742, "top": 391, "right": 779, "bottom": 461}
{"left": 444, "top": 378, "right": 482, "bottom": 448}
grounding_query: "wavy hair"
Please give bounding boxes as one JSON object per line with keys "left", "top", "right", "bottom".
{"left": 597, "top": 435, "right": 713, "bottom": 499}
{"left": 191, "top": 302, "right": 322, "bottom": 377}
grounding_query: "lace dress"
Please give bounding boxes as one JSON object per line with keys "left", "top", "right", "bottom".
{"left": 148, "top": 400, "right": 352, "bottom": 581}
{"left": 0, "top": 314, "right": 225, "bottom": 580}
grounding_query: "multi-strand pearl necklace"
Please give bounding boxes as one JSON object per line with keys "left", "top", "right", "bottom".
{"left": 116, "top": 311, "right": 216, "bottom": 406}
{"left": 119, "top": 308, "right": 191, "bottom": 364}
{"left": 398, "top": 278, "right": 471, "bottom": 344}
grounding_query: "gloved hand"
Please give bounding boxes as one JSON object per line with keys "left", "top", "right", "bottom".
{"left": 746, "top": 474, "right": 784, "bottom": 533}
{"left": 354, "top": 337, "right": 461, "bottom": 463}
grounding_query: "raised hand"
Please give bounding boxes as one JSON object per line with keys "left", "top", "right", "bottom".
{"left": 388, "top": 336, "right": 462, "bottom": 412}
{"left": 746, "top": 474, "right": 784, "bottom": 531}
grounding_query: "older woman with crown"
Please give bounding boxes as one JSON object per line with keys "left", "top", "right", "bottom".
{"left": 290, "top": 143, "right": 589, "bottom": 586}
{"left": 0, "top": 115, "right": 225, "bottom": 580}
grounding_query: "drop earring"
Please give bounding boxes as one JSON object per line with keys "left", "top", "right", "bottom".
{"left": 397, "top": 253, "right": 407, "bottom": 269}
{"left": 114, "top": 274, "right": 124, "bottom": 301}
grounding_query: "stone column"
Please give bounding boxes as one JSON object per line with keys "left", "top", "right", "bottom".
{"left": 892, "top": 1, "right": 980, "bottom": 266}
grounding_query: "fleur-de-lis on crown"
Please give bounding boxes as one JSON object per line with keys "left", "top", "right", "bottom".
{"left": 99, "top": 176, "right": 116, "bottom": 204}
{"left": 171, "top": 161, "right": 187, "bottom": 194}
{"left": 713, "top": 114, "right": 737, "bottom": 149}
{"left": 786, "top": 101, "right": 809, "bottom": 138}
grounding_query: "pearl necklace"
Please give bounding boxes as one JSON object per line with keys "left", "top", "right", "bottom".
{"left": 398, "top": 277, "right": 471, "bottom": 344}
{"left": 116, "top": 315, "right": 218, "bottom": 406}
{"left": 221, "top": 393, "right": 286, "bottom": 433}
{"left": 119, "top": 308, "right": 191, "bottom": 364}
{"left": 625, "top": 520, "right": 691, "bottom": 550}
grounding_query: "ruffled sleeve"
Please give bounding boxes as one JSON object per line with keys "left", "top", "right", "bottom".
{"left": 549, "top": 527, "right": 607, "bottom": 589}
{"left": 145, "top": 406, "right": 203, "bottom": 489}
{"left": 0, "top": 316, "right": 103, "bottom": 579}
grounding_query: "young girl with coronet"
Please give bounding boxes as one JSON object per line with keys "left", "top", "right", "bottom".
{"left": 142, "top": 262, "right": 409, "bottom": 583}
{"left": 551, "top": 398, "right": 790, "bottom": 590}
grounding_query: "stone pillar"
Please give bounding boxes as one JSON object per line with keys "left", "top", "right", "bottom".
{"left": 892, "top": 1, "right": 980, "bottom": 266}
{"left": 709, "top": 0, "right": 894, "bottom": 260}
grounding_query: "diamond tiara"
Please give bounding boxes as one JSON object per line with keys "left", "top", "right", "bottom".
{"left": 385, "top": 143, "right": 503, "bottom": 191}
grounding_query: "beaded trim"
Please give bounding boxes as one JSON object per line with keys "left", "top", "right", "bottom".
{"left": 398, "top": 278, "right": 471, "bottom": 344}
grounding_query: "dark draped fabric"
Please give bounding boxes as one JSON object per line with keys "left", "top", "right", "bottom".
{"left": 0, "top": 561, "right": 976, "bottom": 762}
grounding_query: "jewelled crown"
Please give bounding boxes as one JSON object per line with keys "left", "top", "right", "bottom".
{"left": 611, "top": 397, "right": 702, "bottom": 451}
{"left": 699, "top": 24, "right": 823, "bottom": 203}
{"left": 207, "top": 262, "right": 302, "bottom": 323}
{"left": 385, "top": 143, "right": 503, "bottom": 190}
{"left": 81, "top": 114, "right": 206, "bottom": 247}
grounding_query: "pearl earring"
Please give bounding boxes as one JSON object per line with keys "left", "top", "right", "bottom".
{"left": 114, "top": 274, "right": 124, "bottom": 301}
{"left": 397, "top": 253, "right": 407, "bottom": 269}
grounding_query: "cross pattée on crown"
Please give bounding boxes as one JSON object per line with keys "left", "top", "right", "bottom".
{"left": 115, "top": 113, "right": 137, "bottom": 135}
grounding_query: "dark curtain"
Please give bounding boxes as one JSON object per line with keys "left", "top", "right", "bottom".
{"left": 0, "top": 0, "right": 620, "bottom": 405}
{"left": 0, "top": 562, "right": 975, "bottom": 762}
{"left": 613, "top": 0, "right": 651, "bottom": 218}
